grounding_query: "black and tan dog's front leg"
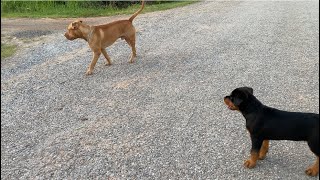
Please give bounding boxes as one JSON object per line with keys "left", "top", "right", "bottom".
{"left": 244, "top": 136, "right": 263, "bottom": 168}
{"left": 305, "top": 156, "right": 319, "bottom": 176}
{"left": 86, "top": 50, "right": 101, "bottom": 75}
{"left": 259, "top": 140, "right": 269, "bottom": 160}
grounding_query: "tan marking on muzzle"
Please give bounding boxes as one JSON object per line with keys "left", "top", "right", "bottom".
{"left": 224, "top": 97, "right": 239, "bottom": 111}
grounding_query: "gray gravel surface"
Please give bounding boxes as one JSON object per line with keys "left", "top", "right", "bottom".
{"left": 1, "top": 1, "right": 319, "bottom": 179}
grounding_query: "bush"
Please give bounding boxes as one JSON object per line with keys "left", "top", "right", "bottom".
{"left": 1, "top": 1, "right": 169, "bottom": 13}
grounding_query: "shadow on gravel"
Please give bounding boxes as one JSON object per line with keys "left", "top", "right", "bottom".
{"left": 13, "top": 30, "right": 53, "bottom": 38}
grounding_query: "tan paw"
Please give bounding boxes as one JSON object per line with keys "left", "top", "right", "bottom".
{"left": 128, "top": 54, "right": 136, "bottom": 63}
{"left": 305, "top": 167, "right": 319, "bottom": 176}
{"left": 85, "top": 70, "right": 93, "bottom": 75}
{"left": 258, "top": 153, "right": 266, "bottom": 160}
{"left": 128, "top": 58, "right": 134, "bottom": 63}
{"left": 244, "top": 159, "right": 256, "bottom": 169}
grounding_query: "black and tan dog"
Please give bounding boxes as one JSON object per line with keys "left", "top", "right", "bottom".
{"left": 64, "top": 0, "right": 144, "bottom": 75}
{"left": 224, "top": 87, "right": 319, "bottom": 176}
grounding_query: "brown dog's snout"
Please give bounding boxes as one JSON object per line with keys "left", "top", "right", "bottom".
{"left": 64, "top": 32, "right": 74, "bottom": 40}
{"left": 64, "top": 32, "right": 69, "bottom": 38}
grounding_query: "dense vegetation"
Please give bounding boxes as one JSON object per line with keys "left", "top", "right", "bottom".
{"left": 1, "top": 1, "right": 194, "bottom": 18}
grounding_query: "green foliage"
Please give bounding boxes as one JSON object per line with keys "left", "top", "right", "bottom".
{"left": 1, "top": 1, "right": 195, "bottom": 18}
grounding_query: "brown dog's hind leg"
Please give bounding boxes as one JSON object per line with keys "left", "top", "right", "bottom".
{"left": 101, "top": 49, "right": 112, "bottom": 66}
{"left": 86, "top": 51, "right": 101, "bottom": 75}
{"left": 305, "top": 156, "right": 319, "bottom": 176}
{"left": 259, "top": 140, "right": 269, "bottom": 160}
{"left": 124, "top": 36, "right": 136, "bottom": 63}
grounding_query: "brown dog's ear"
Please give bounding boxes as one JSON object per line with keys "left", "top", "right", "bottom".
{"left": 71, "top": 22, "right": 79, "bottom": 29}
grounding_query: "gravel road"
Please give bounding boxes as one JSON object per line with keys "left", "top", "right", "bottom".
{"left": 1, "top": 1, "right": 319, "bottom": 179}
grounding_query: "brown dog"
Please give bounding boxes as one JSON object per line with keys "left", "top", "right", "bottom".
{"left": 64, "top": 1, "right": 144, "bottom": 75}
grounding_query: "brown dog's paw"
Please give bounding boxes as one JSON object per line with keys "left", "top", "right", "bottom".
{"left": 128, "top": 54, "right": 136, "bottom": 63}
{"left": 244, "top": 159, "right": 256, "bottom": 169}
{"left": 85, "top": 70, "right": 93, "bottom": 75}
{"left": 305, "top": 167, "right": 319, "bottom": 176}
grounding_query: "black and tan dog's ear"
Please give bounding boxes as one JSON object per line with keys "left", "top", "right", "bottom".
{"left": 232, "top": 97, "right": 243, "bottom": 106}
{"left": 231, "top": 87, "right": 251, "bottom": 105}
{"left": 243, "top": 87, "right": 253, "bottom": 95}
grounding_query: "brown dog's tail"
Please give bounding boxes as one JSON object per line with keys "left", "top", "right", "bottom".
{"left": 129, "top": 0, "right": 145, "bottom": 22}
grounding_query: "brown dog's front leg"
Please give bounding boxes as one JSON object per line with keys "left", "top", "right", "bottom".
{"left": 86, "top": 51, "right": 101, "bottom": 75}
{"left": 101, "top": 49, "right": 112, "bottom": 66}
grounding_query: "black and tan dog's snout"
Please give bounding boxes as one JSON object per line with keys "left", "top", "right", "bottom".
{"left": 224, "top": 96, "right": 238, "bottom": 110}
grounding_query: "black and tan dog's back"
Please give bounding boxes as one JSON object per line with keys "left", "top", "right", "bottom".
{"left": 224, "top": 87, "right": 319, "bottom": 176}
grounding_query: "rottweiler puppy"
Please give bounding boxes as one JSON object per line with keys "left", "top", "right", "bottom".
{"left": 224, "top": 87, "right": 319, "bottom": 176}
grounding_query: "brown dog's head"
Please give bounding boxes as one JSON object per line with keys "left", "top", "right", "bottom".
{"left": 224, "top": 87, "right": 254, "bottom": 111}
{"left": 64, "top": 20, "right": 84, "bottom": 40}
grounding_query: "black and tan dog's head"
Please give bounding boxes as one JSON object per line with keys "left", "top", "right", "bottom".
{"left": 224, "top": 87, "right": 254, "bottom": 111}
{"left": 64, "top": 20, "right": 85, "bottom": 40}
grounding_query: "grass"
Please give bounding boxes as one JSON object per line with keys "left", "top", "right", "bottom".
{"left": 1, "top": 43, "right": 17, "bottom": 59}
{"left": 1, "top": 1, "right": 196, "bottom": 18}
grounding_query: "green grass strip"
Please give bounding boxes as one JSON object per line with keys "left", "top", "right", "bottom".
{"left": 1, "top": 43, "right": 17, "bottom": 59}
{"left": 1, "top": 1, "right": 196, "bottom": 18}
